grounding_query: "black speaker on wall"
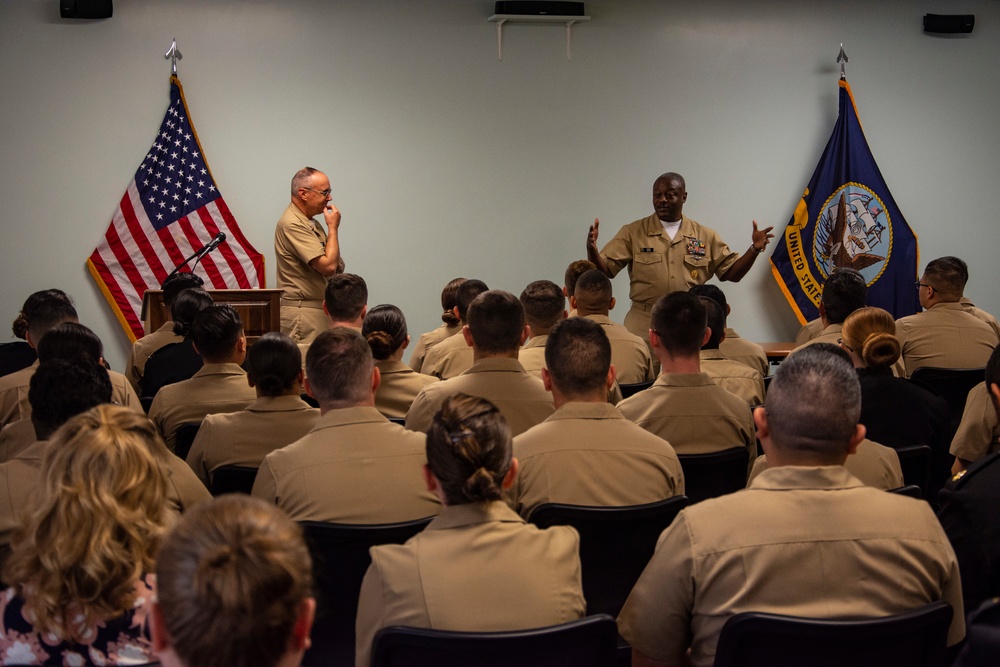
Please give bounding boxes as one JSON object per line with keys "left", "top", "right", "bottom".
{"left": 923, "top": 14, "right": 974, "bottom": 34}
{"left": 60, "top": 0, "right": 113, "bottom": 19}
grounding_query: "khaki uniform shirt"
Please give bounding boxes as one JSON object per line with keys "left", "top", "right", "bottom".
{"left": 408, "top": 323, "right": 462, "bottom": 373}
{"left": 418, "top": 331, "right": 474, "bottom": 380}
{"left": 699, "top": 349, "right": 765, "bottom": 406}
{"left": 618, "top": 466, "right": 965, "bottom": 667}
{"left": 617, "top": 372, "right": 755, "bottom": 461}
{"left": 148, "top": 363, "right": 257, "bottom": 452}
{"left": 355, "top": 501, "right": 585, "bottom": 667}
{"left": 0, "top": 362, "right": 141, "bottom": 430}
{"left": 599, "top": 214, "right": 739, "bottom": 339}
{"left": 275, "top": 203, "right": 331, "bottom": 343}
{"left": 792, "top": 322, "right": 843, "bottom": 351}
{"left": 374, "top": 360, "right": 438, "bottom": 419}
{"left": 950, "top": 382, "right": 1000, "bottom": 463}
{"left": 251, "top": 406, "right": 440, "bottom": 523}
{"left": 511, "top": 402, "right": 684, "bottom": 519}
{"left": 961, "top": 297, "right": 1000, "bottom": 340}
{"left": 405, "top": 358, "right": 555, "bottom": 436}
{"left": 719, "top": 327, "right": 769, "bottom": 377}
{"left": 185, "top": 395, "right": 320, "bottom": 487}
{"left": 747, "top": 439, "right": 903, "bottom": 490}
{"left": 794, "top": 317, "right": 825, "bottom": 346}
{"left": 896, "top": 302, "right": 998, "bottom": 377}
{"left": 126, "top": 321, "right": 182, "bottom": 392}
{"left": 0, "top": 420, "right": 36, "bottom": 463}
{"left": 584, "top": 315, "right": 655, "bottom": 384}
{"left": 518, "top": 335, "right": 548, "bottom": 379}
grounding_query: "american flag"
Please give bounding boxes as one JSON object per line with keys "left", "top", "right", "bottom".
{"left": 87, "top": 76, "right": 265, "bottom": 342}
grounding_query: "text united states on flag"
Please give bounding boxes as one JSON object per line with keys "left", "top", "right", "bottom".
{"left": 87, "top": 75, "right": 265, "bottom": 342}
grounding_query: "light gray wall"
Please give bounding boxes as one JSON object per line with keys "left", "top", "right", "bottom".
{"left": 2, "top": 0, "right": 998, "bottom": 371}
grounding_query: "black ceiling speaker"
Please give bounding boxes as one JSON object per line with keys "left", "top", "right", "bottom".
{"left": 60, "top": 0, "right": 113, "bottom": 19}
{"left": 923, "top": 14, "right": 974, "bottom": 34}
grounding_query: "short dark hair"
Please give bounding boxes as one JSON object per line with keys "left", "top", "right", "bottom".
{"left": 29, "top": 360, "right": 113, "bottom": 440}
{"left": 520, "top": 280, "right": 565, "bottom": 331}
{"left": 821, "top": 268, "right": 867, "bottom": 324}
{"left": 305, "top": 328, "right": 373, "bottom": 407}
{"left": 573, "top": 269, "right": 613, "bottom": 314}
{"left": 689, "top": 284, "right": 728, "bottom": 318}
{"left": 655, "top": 172, "right": 686, "bottom": 190}
{"left": 700, "top": 297, "right": 725, "bottom": 350}
{"left": 246, "top": 333, "right": 301, "bottom": 397}
{"left": 161, "top": 272, "right": 205, "bottom": 309}
{"left": 563, "top": 260, "right": 596, "bottom": 297}
{"left": 362, "top": 304, "right": 408, "bottom": 361}
{"left": 171, "top": 288, "right": 214, "bottom": 337}
{"left": 455, "top": 280, "right": 489, "bottom": 322}
{"left": 22, "top": 289, "right": 78, "bottom": 344}
{"left": 924, "top": 256, "right": 969, "bottom": 300}
{"left": 191, "top": 305, "right": 243, "bottom": 362}
{"left": 544, "top": 317, "right": 611, "bottom": 397}
{"left": 765, "top": 346, "right": 860, "bottom": 462}
{"left": 651, "top": 291, "right": 706, "bottom": 356}
{"left": 36, "top": 322, "right": 103, "bottom": 364}
{"left": 323, "top": 273, "right": 368, "bottom": 322}
{"left": 440, "top": 278, "right": 467, "bottom": 326}
{"left": 466, "top": 291, "right": 525, "bottom": 354}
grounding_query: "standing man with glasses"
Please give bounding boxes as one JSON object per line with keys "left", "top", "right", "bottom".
{"left": 275, "top": 167, "right": 346, "bottom": 345}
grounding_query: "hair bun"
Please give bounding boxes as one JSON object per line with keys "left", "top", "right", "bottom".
{"left": 366, "top": 330, "right": 396, "bottom": 360}
{"left": 462, "top": 467, "right": 502, "bottom": 502}
{"left": 441, "top": 309, "right": 460, "bottom": 326}
{"left": 861, "top": 331, "right": 901, "bottom": 369}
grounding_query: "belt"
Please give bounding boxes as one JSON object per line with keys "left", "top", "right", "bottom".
{"left": 280, "top": 298, "right": 323, "bottom": 309}
{"left": 630, "top": 300, "right": 654, "bottom": 312}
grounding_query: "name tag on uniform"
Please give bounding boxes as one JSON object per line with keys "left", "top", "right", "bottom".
{"left": 640, "top": 247, "right": 656, "bottom": 253}
{"left": 686, "top": 238, "right": 706, "bottom": 256}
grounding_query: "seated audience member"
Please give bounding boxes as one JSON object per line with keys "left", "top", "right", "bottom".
{"left": 791, "top": 267, "right": 867, "bottom": 351}
{"left": 150, "top": 495, "right": 316, "bottom": 667}
{"left": 511, "top": 317, "right": 683, "bottom": 519}
{"left": 0, "top": 305, "right": 37, "bottom": 378}
{"left": 0, "top": 405, "right": 170, "bottom": 665}
{"left": 406, "top": 291, "right": 555, "bottom": 436}
{"left": 618, "top": 347, "right": 965, "bottom": 667}
{"left": 518, "top": 279, "right": 568, "bottom": 378}
{"left": 141, "top": 287, "right": 213, "bottom": 401}
{"left": 149, "top": 305, "right": 256, "bottom": 452}
{"left": 950, "top": 383, "right": 1000, "bottom": 474}
{"left": 617, "top": 292, "right": 755, "bottom": 461}
{"left": 939, "top": 346, "right": 1000, "bottom": 617}
{"left": 323, "top": 272, "right": 368, "bottom": 330}
{"left": 419, "top": 279, "right": 489, "bottom": 380}
{"left": 689, "top": 283, "right": 769, "bottom": 376}
{"left": 897, "top": 256, "right": 999, "bottom": 376}
{"left": 186, "top": 332, "right": 320, "bottom": 488}
{"left": 840, "top": 307, "right": 950, "bottom": 452}
{"left": 563, "top": 259, "right": 596, "bottom": 317}
{"left": 946, "top": 257, "right": 999, "bottom": 338}
{"left": 746, "top": 342, "right": 903, "bottom": 490}
{"left": 0, "top": 289, "right": 79, "bottom": 429}
{"left": 794, "top": 317, "right": 825, "bottom": 346}
{"left": 409, "top": 277, "right": 466, "bottom": 373}
{"left": 572, "top": 269, "right": 655, "bottom": 384}
{"left": 697, "top": 297, "right": 765, "bottom": 405}
{"left": 363, "top": 304, "right": 437, "bottom": 419}
{"left": 126, "top": 271, "right": 203, "bottom": 392}
{"left": 355, "top": 394, "right": 585, "bottom": 667}
{"left": 252, "top": 328, "right": 439, "bottom": 523}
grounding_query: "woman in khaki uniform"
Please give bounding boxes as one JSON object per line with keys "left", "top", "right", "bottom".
{"left": 363, "top": 305, "right": 438, "bottom": 420}
{"left": 354, "top": 394, "right": 585, "bottom": 667}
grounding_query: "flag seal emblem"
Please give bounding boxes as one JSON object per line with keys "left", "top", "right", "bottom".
{"left": 814, "top": 182, "right": 892, "bottom": 284}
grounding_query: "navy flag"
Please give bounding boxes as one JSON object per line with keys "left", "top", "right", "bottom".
{"left": 770, "top": 78, "right": 919, "bottom": 324}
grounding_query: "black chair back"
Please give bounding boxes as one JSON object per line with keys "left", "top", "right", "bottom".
{"left": 371, "top": 614, "right": 618, "bottom": 667}
{"left": 209, "top": 465, "right": 258, "bottom": 496}
{"left": 300, "top": 517, "right": 434, "bottom": 667}
{"left": 895, "top": 445, "right": 932, "bottom": 497}
{"left": 888, "top": 484, "right": 923, "bottom": 499}
{"left": 529, "top": 496, "right": 688, "bottom": 618}
{"left": 388, "top": 417, "right": 406, "bottom": 426}
{"left": 619, "top": 380, "right": 654, "bottom": 399}
{"left": 141, "top": 339, "right": 203, "bottom": 403}
{"left": 909, "top": 367, "right": 986, "bottom": 435}
{"left": 713, "top": 601, "right": 953, "bottom": 667}
{"left": 677, "top": 447, "right": 750, "bottom": 503}
{"left": 173, "top": 422, "right": 201, "bottom": 461}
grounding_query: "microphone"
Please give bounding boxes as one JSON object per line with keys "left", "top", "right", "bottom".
{"left": 163, "top": 232, "right": 227, "bottom": 282}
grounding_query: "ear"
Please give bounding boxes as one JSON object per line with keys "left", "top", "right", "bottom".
{"left": 322, "top": 301, "right": 330, "bottom": 318}
{"left": 247, "top": 374, "right": 256, "bottom": 388}
{"left": 725, "top": 304, "right": 732, "bottom": 317}
{"left": 753, "top": 406, "right": 771, "bottom": 457}
{"left": 502, "top": 457, "right": 520, "bottom": 490}
{"left": 304, "top": 376, "right": 316, "bottom": 399}
{"left": 718, "top": 328, "right": 727, "bottom": 344}
{"left": 360, "top": 305, "right": 368, "bottom": 320}
{"left": 560, "top": 310, "right": 568, "bottom": 320}
{"left": 191, "top": 341, "right": 200, "bottom": 357}
{"left": 295, "top": 368, "right": 305, "bottom": 389}
{"left": 541, "top": 367, "right": 553, "bottom": 392}
{"left": 846, "top": 423, "right": 866, "bottom": 456}
{"left": 423, "top": 464, "right": 439, "bottom": 494}
{"left": 291, "top": 598, "right": 316, "bottom": 652}
{"left": 518, "top": 324, "right": 530, "bottom": 347}
{"left": 149, "top": 601, "right": 171, "bottom": 653}
{"left": 371, "top": 366, "right": 381, "bottom": 395}
{"left": 462, "top": 325, "right": 474, "bottom": 348}
{"left": 452, "top": 306, "right": 461, "bottom": 321}
{"left": 237, "top": 334, "right": 247, "bottom": 355}
{"left": 25, "top": 330, "right": 37, "bottom": 350}
{"left": 609, "top": 296, "right": 617, "bottom": 311}
{"left": 569, "top": 295, "right": 578, "bottom": 310}
{"left": 649, "top": 329, "right": 662, "bottom": 351}
{"left": 401, "top": 334, "right": 411, "bottom": 351}
{"left": 562, "top": 286, "right": 569, "bottom": 297}
{"left": 607, "top": 364, "right": 617, "bottom": 389}
{"left": 701, "top": 327, "right": 712, "bottom": 347}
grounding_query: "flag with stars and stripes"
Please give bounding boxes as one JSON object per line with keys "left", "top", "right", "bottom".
{"left": 87, "top": 75, "right": 264, "bottom": 342}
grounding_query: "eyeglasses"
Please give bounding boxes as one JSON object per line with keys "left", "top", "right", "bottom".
{"left": 914, "top": 281, "right": 932, "bottom": 290}
{"left": 302, "top": 187, "right": 332, "bottom": 197}
{"left": 836, "top": 338, "right": 854, "bottom": 352}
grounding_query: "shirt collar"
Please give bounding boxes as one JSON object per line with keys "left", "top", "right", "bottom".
{"left": 749, "top": 465, "right": 865, "bottom": 491}
{"left": 653, "top": 372, "right": 715, "bottom": 388}
{"left": 463, "top": 357, "right": 527, "bottom": 375}
{"left": 193, "top": 362, "right": 247, "bottom": 378}
{"left": 428, "top": 501, "right": 526, "bottom": 531}
{"left": 246, "top": 394, "right": 315, "bottom": 413}
{"left": 546, "top": 401, "right": 623, "bottom": 422}
{"left": 312, "top": 405, "right": 387, "bottom": 429}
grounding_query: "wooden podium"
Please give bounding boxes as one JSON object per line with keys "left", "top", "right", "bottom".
{"left": 141, "top": 289, "right": 282, "bottom": 346}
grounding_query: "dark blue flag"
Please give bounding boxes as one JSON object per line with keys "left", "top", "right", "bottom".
{"left": 770, "top": 79, "right": 919, "bottom": 324}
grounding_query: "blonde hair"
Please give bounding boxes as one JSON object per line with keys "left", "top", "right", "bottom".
{"left": 2, "top": 405, "right": 169, "bottom": 641}
{"left": 841, "top": 306, "right": 901, "bottom": 369}
{"left": 156, "top": 495, "right": 313, "bottom": 667}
